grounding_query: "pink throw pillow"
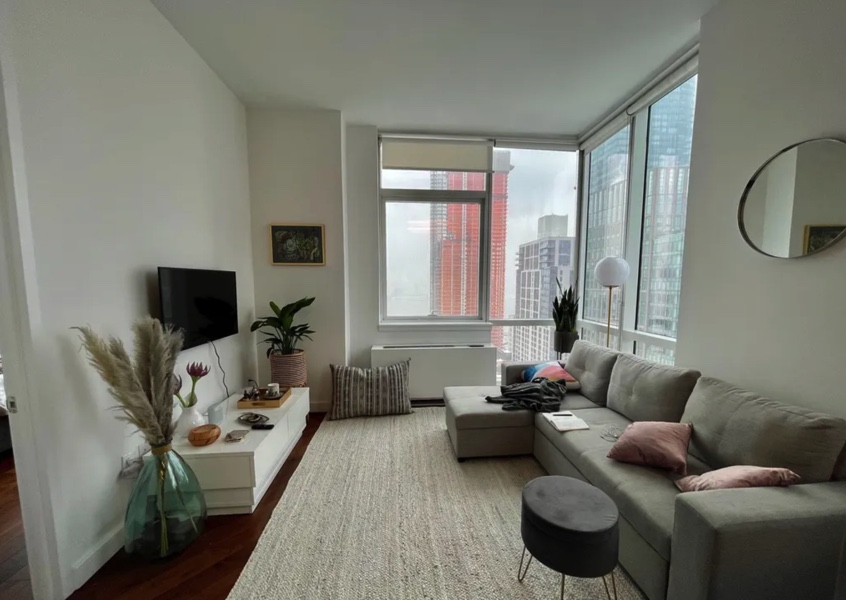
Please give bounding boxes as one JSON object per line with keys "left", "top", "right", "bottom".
{"left": 607, "top": 422, "right": 692, "bottom": 475}
{"left": 675, "top": 465, "right": 801, "bottom": 492}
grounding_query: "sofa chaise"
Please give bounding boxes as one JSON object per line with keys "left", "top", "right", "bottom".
{"left": 443, "top": 340, "right": 846, "bottom": 600}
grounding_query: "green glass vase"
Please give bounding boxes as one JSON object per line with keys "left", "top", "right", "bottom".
{"left": 124, "top": 445, "right": 206, "bottom": 559}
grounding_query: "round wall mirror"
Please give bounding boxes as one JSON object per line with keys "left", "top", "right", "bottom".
{"left": 738, "top": 138, "right": 846, "bottom": 258}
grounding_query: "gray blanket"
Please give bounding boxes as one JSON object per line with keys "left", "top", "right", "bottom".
{"left": 485, "top": 378, "right": 566, "bottom": 412}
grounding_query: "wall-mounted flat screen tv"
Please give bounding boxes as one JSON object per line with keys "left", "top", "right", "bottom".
{"left": 158, "top": 267, "right": 238, "bottom": 349}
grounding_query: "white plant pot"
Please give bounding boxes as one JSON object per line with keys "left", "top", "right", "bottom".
{"left": 175, "top": 405, "right": 206, "bottom": 439}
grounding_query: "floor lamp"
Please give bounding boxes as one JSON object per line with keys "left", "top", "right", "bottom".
{"left": 594, "top": 257, "right": 630, "bottom": 348}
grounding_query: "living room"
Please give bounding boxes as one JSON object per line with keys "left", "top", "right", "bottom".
{"left": 0, "top": 1, "right": 844, "bottom": 599}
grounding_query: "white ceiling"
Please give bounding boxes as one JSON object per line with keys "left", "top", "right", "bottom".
{"left": 152, "top": 0, "right": 718, "bottom": 137}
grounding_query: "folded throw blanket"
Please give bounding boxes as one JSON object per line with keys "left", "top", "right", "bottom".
{"left": 485, "top": 378, "right": 566, "bottom": 412}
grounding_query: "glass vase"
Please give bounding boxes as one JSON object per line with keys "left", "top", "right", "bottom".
{"left": 125, "top": 445, "right": 206, "bottom": 559}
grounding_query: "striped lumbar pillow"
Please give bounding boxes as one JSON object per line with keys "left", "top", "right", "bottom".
{"left": 329, "top": 360, "right": 412, "bottom": 420}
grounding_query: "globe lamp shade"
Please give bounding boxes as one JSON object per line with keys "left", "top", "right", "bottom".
{"left": 594, "top": 257, "right": 630, "bottom": 288}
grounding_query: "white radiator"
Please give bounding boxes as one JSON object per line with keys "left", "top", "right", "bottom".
{"left": 371, "top": 344, "right": 497, "bottom": 400}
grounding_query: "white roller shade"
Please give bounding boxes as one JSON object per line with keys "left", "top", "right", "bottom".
{"left": 381, "top": 139, "right": 493, "bottom": 172}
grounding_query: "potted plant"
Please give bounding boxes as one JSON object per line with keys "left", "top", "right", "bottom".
{"left": 552, "top": 279, "right": 579, "bottom": 354}
{"left": 250, "top": 297, "right": 315, "bottom": 387}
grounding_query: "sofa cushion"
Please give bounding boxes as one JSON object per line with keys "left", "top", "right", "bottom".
{"left": 578, "top": 448, "right": 679, "bottom": 561}
{"left": 564, "top": 341, "right": 619, "bottom": 406}
{"left": 534, "top": 407, "right": 632, "bottom": 475}
{"left": 444, "top": 387, "right": 533, "bottom": 429}
{"left": 681, "top": 377, "right": 846, "bottom": 483}
{"left": 607, "top": 354, "right": 700, "bottom": 422}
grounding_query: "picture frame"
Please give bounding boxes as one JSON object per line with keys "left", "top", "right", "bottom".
{"left": 269, "top": 224, "right": 326, "bottom": 266}
{"left": 803, "top": 224, "right": 846, "bottom": 254}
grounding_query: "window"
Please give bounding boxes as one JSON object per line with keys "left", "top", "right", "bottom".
{"left": 578, "top": 74, "right": 698, "bottom": 362}
{"left": 384, "top": 201, "right": 482, "bottom": 318}
{"left": 637, "top": 76, "right": 697, "bottom": 339}
{"left": 582, "top": 127, "right": 631, "bottom": 327}
{"left": 380, "top": 140, "right": 579, "bottom": 382}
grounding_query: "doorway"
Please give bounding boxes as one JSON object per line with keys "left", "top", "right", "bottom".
{"left": 0, "top": 369, "right": 32, "bottom": 598}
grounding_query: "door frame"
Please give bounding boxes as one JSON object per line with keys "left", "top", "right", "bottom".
{"left": 0, "top": 12, "right": 64, "bottom": 599}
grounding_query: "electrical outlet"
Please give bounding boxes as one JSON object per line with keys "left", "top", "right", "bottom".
{"left": 122, "top": 451, "right": 135, "bottom": 472}
{"left": 119, "top": 450, "right": 143, "bottom": 479}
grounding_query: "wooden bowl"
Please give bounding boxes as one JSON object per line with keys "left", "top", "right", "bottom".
{"left": 188, "top": 424, "right": 221, "bottom": 447}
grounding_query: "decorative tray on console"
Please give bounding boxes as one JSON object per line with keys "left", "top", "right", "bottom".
{"left": 236, "top": 387, "right": 292, "bottom": 409}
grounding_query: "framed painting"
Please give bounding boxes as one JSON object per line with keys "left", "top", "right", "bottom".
{"left": 269, "top": 224, "right": 325, "bottom": 266}
{"left": 803, "top": 225, "right": 846, "bottom": 254}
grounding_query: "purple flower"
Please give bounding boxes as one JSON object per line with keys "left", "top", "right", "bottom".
{"left": 186, "top": 362, "right": 210, "bottom": 380}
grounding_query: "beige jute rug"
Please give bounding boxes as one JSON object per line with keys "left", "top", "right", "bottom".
{"left": 227, "top": 408, "right": 645, "bottom": 600}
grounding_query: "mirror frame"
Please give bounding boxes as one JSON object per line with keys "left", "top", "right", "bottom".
{"left": 738, "top": 137, "right": 846, "bottom": 259}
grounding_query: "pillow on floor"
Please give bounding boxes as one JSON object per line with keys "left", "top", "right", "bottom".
{"left": 522, "top": 361, "right": 581, "bottom": 390}
{"left": 607, "top": 421, "right": 692, "bottom": 475}
{"left": 675, "top": 465, "right": 800, "bottom": 492}
{"left": 329, "top": 360, "right": 411, "bottom": 420}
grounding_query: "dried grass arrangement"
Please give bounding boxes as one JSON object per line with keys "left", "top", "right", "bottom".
{"left": 75, "top": 316, "right": 207, "bottom": 559}
{"left": 75, "top": 316, "right": 183, "bottom": 448}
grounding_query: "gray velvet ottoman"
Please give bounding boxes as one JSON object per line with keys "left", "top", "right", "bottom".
{"left": 444, "top": 386, "right": 534, "bottom": 460}
{"left": 518, "top": 476, "right": 620, "bottom": 599}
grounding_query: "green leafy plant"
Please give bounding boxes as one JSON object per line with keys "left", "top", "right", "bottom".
{"left": 552, "top": 279, "right": 579, "bottom": 333}
{"left": 250, "top": 297, "right": 315, "bottom": 357}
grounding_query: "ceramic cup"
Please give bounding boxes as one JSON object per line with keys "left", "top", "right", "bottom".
{"left": 267, "top": 383, "right": 280, "bottom": 397}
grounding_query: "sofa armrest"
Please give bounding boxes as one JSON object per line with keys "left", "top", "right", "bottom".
{"left": 668, "top": 482, "right": 846, "bottom": 600}
{"left": 500, "top": 362, "right": 536, "bottom": 386}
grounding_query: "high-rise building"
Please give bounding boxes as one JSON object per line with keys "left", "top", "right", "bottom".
{"left": 430, "top": 152, "right": 511, "bottom": 350}
{"left": 583, "top": 128, "right": 630, "bottom": 327}
{"left": 637, "top": 77, "right": 697, "bottom": 339}
{"left": 512, "top": 215, "right": 576, "bottom": 362}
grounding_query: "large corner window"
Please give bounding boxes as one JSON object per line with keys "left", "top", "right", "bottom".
{"left": 380, "top": 138, "right": 580, "bottom": 371}
{"left": 579, "top": 74, "right": 698, "bottom": 364}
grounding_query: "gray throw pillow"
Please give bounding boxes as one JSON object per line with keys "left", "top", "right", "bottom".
{"left": 607, "top": 353, "right": 700, "bottom": 422}
{"left": 329, "top": 360, "right": 412, "bottom": 420}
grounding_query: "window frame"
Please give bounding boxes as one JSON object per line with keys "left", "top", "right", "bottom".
{"left": 577, "top": 71, "right": 697, "bottom": 362}
{"left": 378, "top": 140, "right": 581, "bottom": 333}
{"left": 379, "top": 185, "right": 490, "bottom": 323}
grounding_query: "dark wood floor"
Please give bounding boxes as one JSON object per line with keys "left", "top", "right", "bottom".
{"left": 0, "top": 450, "right": 32, "bottom": 600}
{"left": 66, "top": 413, "right": 325, "bottom": 600}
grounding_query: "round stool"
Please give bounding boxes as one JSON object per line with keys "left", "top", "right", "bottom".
{"left": 517, "top": 475, "right": 619, "bottom": 600}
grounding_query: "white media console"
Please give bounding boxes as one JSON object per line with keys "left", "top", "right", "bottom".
{"left": 170, "top": 387, "right": 310, "bottom": 515}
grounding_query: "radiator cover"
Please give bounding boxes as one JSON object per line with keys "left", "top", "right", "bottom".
{"left": 371, "top": 344, "right": 497, "bottom": 400}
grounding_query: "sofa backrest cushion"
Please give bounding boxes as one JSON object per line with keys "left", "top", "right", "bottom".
{"left": 564, "top": 341, "right": 619, "bottom": 405}
{"left": 607, "top": 354, "right": 700, "bottom": 422}
{"left": 681, "top": 377, "right": 846, "bottom": 483}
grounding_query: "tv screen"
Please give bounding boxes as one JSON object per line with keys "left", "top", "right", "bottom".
{"left": 158, "top": 267, "right": 238, "bottom": 349}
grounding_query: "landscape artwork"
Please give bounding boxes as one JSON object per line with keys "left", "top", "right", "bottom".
{"left": 270, "top": 224, "right": 325, "bottom": 266}
{"left": 803, "top": 225, "right": 846, "bottom": 254}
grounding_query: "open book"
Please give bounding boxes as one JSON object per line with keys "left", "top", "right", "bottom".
{"left": 542, "top": 411, "right": 589, "bottom": 433}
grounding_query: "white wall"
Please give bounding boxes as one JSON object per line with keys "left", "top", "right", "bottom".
{"left": 3, "top": 0, "right": 256, "bottom": 595}
{"left": 248, "top": 109, "right": 346, "bottom": 411}
{"left": 676, "top": 0, "right": 846, "bottom": 417}
{"left": 345, "top": 125, "right": 381, "bottom": 367}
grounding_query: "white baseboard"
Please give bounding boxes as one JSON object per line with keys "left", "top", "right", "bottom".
{"left": 66, "top": 523, "right": 123, "bottom": 596}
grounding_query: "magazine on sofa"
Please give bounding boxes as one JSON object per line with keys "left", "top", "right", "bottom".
{"left": 542, "top": 411, "right": 589, "bottom": 432}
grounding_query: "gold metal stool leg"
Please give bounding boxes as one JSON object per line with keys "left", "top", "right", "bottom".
{"left": 517, "top": 546, "right": 533, "bottom": 582}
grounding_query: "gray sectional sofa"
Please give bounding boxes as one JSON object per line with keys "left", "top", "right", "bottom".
{"left": 443, "top": 340, "right": 846, "bottom": 600}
